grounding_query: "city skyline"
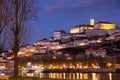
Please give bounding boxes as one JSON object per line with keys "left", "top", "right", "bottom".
{"left": 1, "top": 0, "right": 120, "bottom": 79}
{"left": 30, "top": 0, "right": 120, "bottom": 44}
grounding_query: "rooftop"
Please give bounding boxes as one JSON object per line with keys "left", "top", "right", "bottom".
{"left": 95, "top": 21, "right": 114, "bottom": 24}
{"left": 71, "top": 24, "right": 94, "bottom": 28}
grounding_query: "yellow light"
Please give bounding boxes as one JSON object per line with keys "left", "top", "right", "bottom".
{"left": 70, "top": 27, "right": 80, "bottom": 33}
{"left": 56, "top": 45, "right": 62, "bottom": 49}
{"left": 107, "top": 63, "right": 112, "bottom": 67}
{"left": 18, "top": 52, "right": 21, "bottom": 55}
{"left": 109, "top": 73, "right": 112, "bottom": 80}
{"left": 50, "top": 64, "right": 53, "bottom": 66}
{"left": 79, "top": 42, "right": 85, "bottom": 46}
{"left": 18, "top": 52, "right": 23, "bottom": 56}
{"left": 52, "top": 56, "right": 56, "bottom": 59}
{"left": 63, "top": 64, "right": 66, "bottom": 68}
{"left": 83, "top": 66, "right": 88, "bottom": 68}
{"left": 97, "top": 40, "right": 101, "bottom": 43}
{"left": 66, "top": 56, "right": 72, "bottom": 60}
{"left": 109, "top": 36, "right": 115, "bottom": 40}
{"left": 90, "top": 19, "right": 94, "bottom": 25}
{"left": 44, "top": 46, "right": 47, "bottom": 48}
{"left": 27, "top": 62, "right": 31, "bottom": 66}
{"left": 51, "top": 46, "right": 55, "bottom": 50}
{"left": 31, "top": 49, "right": 34, "bottom": 52}
{"left": 99, "top": 23, "right": 115, "bottom": 30}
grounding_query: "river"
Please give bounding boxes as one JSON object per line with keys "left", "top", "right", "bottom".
{"left": 23, "top": 72, "right": 120, "bottom": 80}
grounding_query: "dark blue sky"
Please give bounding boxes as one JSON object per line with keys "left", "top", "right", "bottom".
{"left": 29, "top": 0, "right": 120, "bottom": 43}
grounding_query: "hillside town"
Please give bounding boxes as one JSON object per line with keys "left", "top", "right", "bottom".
{"left": 0, "top": 19, "right": 120, "bottom": 76}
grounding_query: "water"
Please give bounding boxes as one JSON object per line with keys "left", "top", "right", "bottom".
{"left": 23, "top": 72, "right": 120, "bottom": 80}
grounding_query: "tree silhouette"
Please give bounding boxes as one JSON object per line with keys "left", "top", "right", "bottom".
{"left": 0, "top": 0, "right": 7, "bottom": 53}
{"left": 3, "top": 0, "right": 38, "bottom": 77}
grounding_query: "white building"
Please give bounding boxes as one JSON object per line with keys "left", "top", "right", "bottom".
{"left": 85, "top": 48, "right": 106, "bottom": 57}
{"left": 53, "top": 30, "right": 66, "bottom": 40}
{"left": 70, "top": 24, "right": 93, "bottom": 34}
{"left": 35, "top": 38, "right": 50, "bottom": 47}
{"left": 108, "top": 29, "right": 120, "bottom": 35}
{"left": 18, "top": 45, "right": 36, "bottom": 57}
{"left": 72, "top": 33, "right": 87, "bottom": 40}
{"left": 35, "top": 45, "right": 47, "bottom": 54}
{"left": 50, "top": 41, "right": 60, "bottom": 50}
{"left": 94, "top": 22, "right": 116, "bottom": 30}
{"left": 86, "top": 30, "right": 108, "bottom": 38}
{"left": 61, "top": 33, "right": 71, "bottom": 43}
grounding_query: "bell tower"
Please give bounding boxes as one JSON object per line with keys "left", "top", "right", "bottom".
{"left": 90, "top": 19, "right": 94, "bottom": 25}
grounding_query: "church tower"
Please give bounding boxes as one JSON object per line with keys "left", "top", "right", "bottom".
{"left": 90, "top": 19, "right": 95, "bottom": 25}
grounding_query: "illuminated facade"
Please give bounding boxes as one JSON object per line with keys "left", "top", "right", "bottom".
{"left": 85, "top": 48, "right": 106, "bottom": 57}
{"left": 53, "top": 30, "right": 66, "bottom": 40}
{"left": 86, "top": 30, "right": 108, "bottom": 37}
{"left": 70, "top": 24, "right": 94, "bottom": 34}
{"left": 18, "top": 45, "right": 36, "bottom": 57}
{"left": 90, "top": 19, "right": 95, "bottom": 25}
{"left": 94, "top": 22, "right": 116, "bottom": 30}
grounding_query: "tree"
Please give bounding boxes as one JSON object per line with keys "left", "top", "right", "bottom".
{"left": 3, "top": 0, "right": 37, "bottom": 77}
{"left": 0, "top": 0, "right": 7, "bottom": 53}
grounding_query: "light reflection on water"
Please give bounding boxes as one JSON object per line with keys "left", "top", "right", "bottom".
{"left": 24, "top": 72, "right": 120, "bottom": 80}
{"left": 39, "top": 73, "right": 120, "bottom": 80}
{"left": 109, "top": 73, "right": 112, "bottom": 80}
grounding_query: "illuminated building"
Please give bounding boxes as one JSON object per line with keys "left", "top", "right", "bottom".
{"left": 85, "top": 48, "right": 106, "bottom": 57}
{"left": 35, "top": 38, "right": 50, "bottom": 47}
{"left": 2, "top": 19, "right": 120, "bottom": 73}
{"left": 94, "top": 22, "right": 116, "bottom": 30}
{"left": 108, "top": 29, "right": 120, "bottom": 35}
{"left": 86, "top": 29, "right": 108, "bottom": 38}
{"left": 53, "top": 30, "right": 66, "bottom": 40}
{"left": 70, "top": 24, "right": 94, "bottom": 34}
{"left": 61, "top": 33, "right": 71, "bottom": 43}
{"left": 109, "top": 32, "right": 120, "bottom": 41}
{"left": 18, "top": 45, "right": 36, "bottom": 57}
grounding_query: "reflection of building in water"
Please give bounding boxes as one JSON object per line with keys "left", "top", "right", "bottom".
{"left": 38, "top": 73, "right": 114, "bottom": 80}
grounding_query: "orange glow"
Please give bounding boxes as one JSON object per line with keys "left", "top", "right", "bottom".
{"left": 70, "top": 27, "right": 80, "bottom": 33}
{"left": 51, "top": 46, "right": 55, "bottom": 50}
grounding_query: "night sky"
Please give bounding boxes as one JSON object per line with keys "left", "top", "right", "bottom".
{"left": 29, "top": 0, "right": 120, "bottom": 44}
